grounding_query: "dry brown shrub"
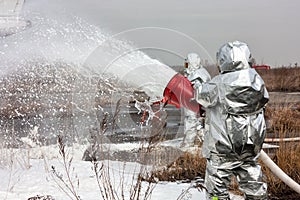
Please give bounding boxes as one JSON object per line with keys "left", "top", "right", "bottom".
{"left": 148, "top": 150, "right": 206, "bottom": 182}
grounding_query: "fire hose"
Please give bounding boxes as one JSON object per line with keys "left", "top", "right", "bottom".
{"left": 260, "top": 150, "right": 300, "bottom": 194}
{"left": 264, "top": 137, "right": 300, "bottom": 142}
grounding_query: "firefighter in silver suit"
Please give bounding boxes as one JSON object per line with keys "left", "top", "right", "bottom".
{"left": 181, "top": 53, "right": 211, "bottom": 148}
{"left": 194, "top": 41, "right": 269, "bottom": 200}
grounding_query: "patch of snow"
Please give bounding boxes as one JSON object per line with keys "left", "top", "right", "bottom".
{"left": 0, "top": 144, "right": 244, "bottom": 200}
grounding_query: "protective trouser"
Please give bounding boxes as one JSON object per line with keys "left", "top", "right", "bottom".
{"left": 182, "top": 108, "right": 199, "bottom": 146}
{"left": 205, "top": 154, "right": 268, "bottom": 200}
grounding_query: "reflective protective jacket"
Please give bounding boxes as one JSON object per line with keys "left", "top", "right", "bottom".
{"left": 195, "top": 68, "right": 269, "bottom": 158}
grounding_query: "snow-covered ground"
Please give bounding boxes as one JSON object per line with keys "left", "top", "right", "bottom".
{"left": 0, "top": 159, "right": 201, "bottom": 200}
{"left": 0, "top": 143, "right": 244, "bottom": 200}
{"left": 0, "top": 2, "right": 245, "bottom": 199}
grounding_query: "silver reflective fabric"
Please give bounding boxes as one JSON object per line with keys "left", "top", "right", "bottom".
{"left": 217, "top": 41, "right": 251, "bottom": 74}
{"left": 205, "top": 154, "right": 268, "bottom": 200}
{"left": 188, "top": 67, "right": 211, "bottom": 84}
{"left": 182, "top": 108, "right": 199, "bottom": 146}
{"left": 187, "top": 53, "right": 201, "bottom": 69}
{"left": 195, "top": 41, "right": 269, "bottom": 199}
{"left": 182, "top": 54, "right": 211, "bottom": 147}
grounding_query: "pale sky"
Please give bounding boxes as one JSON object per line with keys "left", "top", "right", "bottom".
{"left": 24, "top": 0, "right": 300, "bottom": 67}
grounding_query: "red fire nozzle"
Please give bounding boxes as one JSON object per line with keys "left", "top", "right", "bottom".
{"left": 163, "top": 73, "right": 200, "bottom": 113}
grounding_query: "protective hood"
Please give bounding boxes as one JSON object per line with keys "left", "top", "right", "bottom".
{"left": 186, "top": 53, "right": 201, "bottom": 71}
{"left": 217, "top": 41, "right": 251, "bottom": 74}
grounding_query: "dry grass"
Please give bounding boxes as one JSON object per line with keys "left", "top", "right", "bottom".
{"left": 259, "top": 68, "right": 300, "bottom": 198}
{"left": 147, "top": 150, "right": 206, "bottom": 182}
{"left": 90, "top": 99, "right": 157, "bottom": 200}
{"left": 262, "top": 105, "right": 300, "bottom": 199}
{"left": 257, "top": 67, "right": 300, "bottom": 92}
{"left": 51, "top": 135, "right": 80, "bottom": 200}
{"left": 265, "top": 105, "right": 300, "bottom": 137}
{"left": 261, "top": 143, "right": 300, "bottom": 200}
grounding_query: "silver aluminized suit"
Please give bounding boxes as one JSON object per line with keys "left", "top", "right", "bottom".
{"left": 182, "top": 53, "right": 211, "bottom": 147}
{"left": 194, "top": 41, "right": 269, "bottom": 200}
